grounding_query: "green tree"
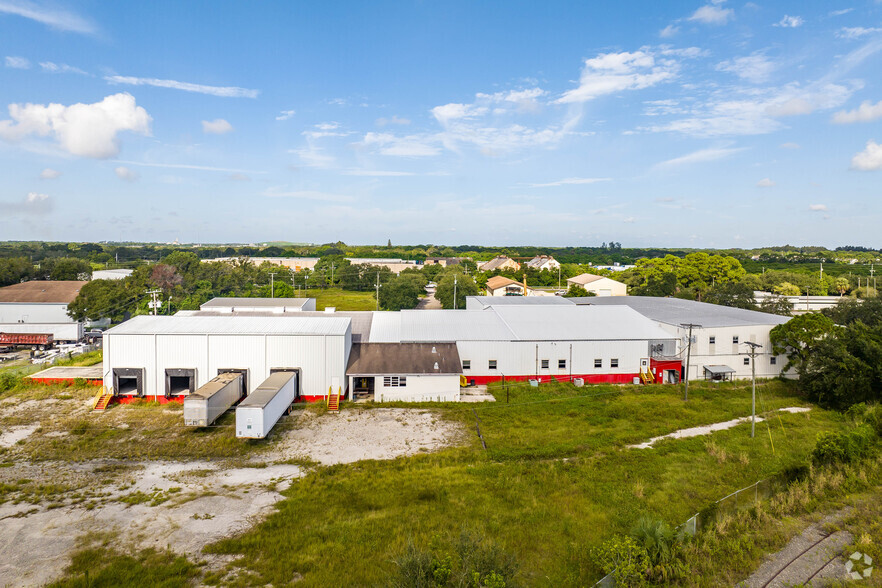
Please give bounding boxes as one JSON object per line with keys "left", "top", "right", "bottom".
{"left": 380, "top": 274, "right": 426, "bottom": 311}
{"left": 703, "top": 282, "right": 757, "bottom": 310}
{"left": 773, "top": 282, "right": 802, "bottom": 296}
{"left": 40, "top": 257, "right": 92, "bottom": 280}
{"left": 67, "top": 279, "right": 136, "bottom": 321}
{"left": 436, "top": 272, "right": 478, "bottom": 309}
{"left": 563, "top": 285, "right": 595, "bottom": 298}
{"left": 770, "top": 313, "right": 836, "bottom": 374}
{"left": 835, "top": 277, "right": 850, "bottom": 296}
{"left": 801, "top": 322, "right": 882, "bottom": 408}
{"left": 0, "top": 257, "right": 35, "bottom": 286}
{"left": 758, "top": 295, "right": 792, "bottom": 316}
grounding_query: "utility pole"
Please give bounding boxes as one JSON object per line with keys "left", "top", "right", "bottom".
{"left": 167, "top": 296, "right": 172, "bottom": 315}
{"left": 454, "top": 275, "right": 458, "bottom": 310}
{"left": 375, "top": 272, "right": 380, "bottom": 311}
{"left": 743, "top": 341, "right": 761, "bottom": 438}
{"left": 269, "top": 272, "right": 276, "bottom": 298}
{"left": 558, "top": 265, "right": 561, "bottom": 291}
{"left": 680, "top": 323, "right": 701, "bottom": 401}
{"left": 330, "top": 263, "right": 336, "bottom": 286}
{"left": 146, "top": 289, "right": 161, "bottom": 316}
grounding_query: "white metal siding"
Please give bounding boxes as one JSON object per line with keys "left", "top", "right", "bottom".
{"left": 376, "top": 374, "right": 460, "bottom": 402}
{"left": 0, "top": 302, "right": 75, "bottom": 324}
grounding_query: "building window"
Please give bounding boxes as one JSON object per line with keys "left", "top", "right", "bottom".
{"left": 489, "top": 360, "right": 497, "bottom": 370}
{"left": 558, "top": 359, "right": 566, "bottom": 369}
{"left": 611, "top": 358, "right": 619, "bottom": 368}
{"left": 541, "top": 359, "right": 549, "bottom": 369}
{"left": 709, "top": 336, "right": 716, "bottom": 345}
{"left": 462, "top": 360, "right": 471, "bottom": 370}
{"left": 383, "top": 376, "right": 407, "bottom": 387}
{"left": 594, "top": 358, "right": 602, "bottom": 368}
{"left": 733, "top": 336, "right": 739, "bottom": 344}
{"left": 743, "top": 357, "right": 750, "bottom": 365}
{"left": 770, "top": 356, "right": 777, "bottom": 365}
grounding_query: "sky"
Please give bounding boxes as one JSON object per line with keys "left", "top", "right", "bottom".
{"left": 1, "top": 1, "right": 882, "bottom": 248}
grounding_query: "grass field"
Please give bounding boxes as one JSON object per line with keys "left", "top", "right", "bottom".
{"left": 205, "top": 379, "right": 852, "bottom": 586}
{"left": 300, "top": 287, "right": 377, "bottom": 311}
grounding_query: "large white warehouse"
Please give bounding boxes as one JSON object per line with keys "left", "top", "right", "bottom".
{"left": 573, "top": 296, "right": 791, "bottom": 380}
{"left": 0, "top": 281, "right": 85, "bottom": 342}
{"left": 102, "top": 314, "right": 350, "bottom": 402}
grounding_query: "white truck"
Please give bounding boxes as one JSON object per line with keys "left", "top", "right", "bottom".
{"left": 235, "top": 371, "right": 298, "bottom": 439}
{"left": 183, "top": 372, "right": 244, "bottom": 427}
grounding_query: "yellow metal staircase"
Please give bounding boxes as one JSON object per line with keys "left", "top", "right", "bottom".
{"left": 327, "top": 386, "right": 341, "bottom": 412}
{"left": 639, "top": 370, "right": 654, "bottom": 385}
{"left": 92, "top": 386, "right": 113, "bottom": 411}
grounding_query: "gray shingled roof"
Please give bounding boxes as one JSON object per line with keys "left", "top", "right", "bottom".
{"left": 571, "top": 296, "right": 791, "bottom": 328}
{"left": 346, "top": 343, "right": 461, "bottom": 375}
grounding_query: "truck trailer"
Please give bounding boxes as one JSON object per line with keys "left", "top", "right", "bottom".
{"left": 0, "top": 332, "right": 53, "bottom": 350}
{"left": 235, "top": 371, "right": 298, "bottom": 439}
{"left": 183, "top": 372, "right": 244, "bottom": 427}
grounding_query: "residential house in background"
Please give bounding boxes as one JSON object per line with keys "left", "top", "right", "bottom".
{"left": 478, "top": 256, "right": 521, "bottom": 272}
{"left": 526, "top": 255, "right": 560, "bottom": 271}
{"left": 566, "top": 273, "right": 627, "bottom": 296}
{"left": 485, "top": 276, "right": 532, "bottom": 297}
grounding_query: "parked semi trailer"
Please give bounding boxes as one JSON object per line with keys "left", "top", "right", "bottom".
{"left": 183, "top": 372, "right": 244, "bottom": 427}
{"left": 0, "top": 332, "right": 53, "bottom": 350}
{"left": 235, "top": 371, "right": 298, "bottom": 439}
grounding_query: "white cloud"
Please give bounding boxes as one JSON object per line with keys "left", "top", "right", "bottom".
{"left": 830, "top": 8, "right": 853, "bottom": 16}
{"left": 39, "top": 61, "right": 86, "bottom": 75}
{"left": 431, "top": 103, "right": 488, "bottom": 125}
{"left": 475, "top": 88, "right": 547, "bottom": 112}
{"left": 0, "top": 191, "right": 52, "bottom": 215}
{"left": 837, "top": 27, "right": 882, "bottom": 40}
{"left": 229, "top": 173, "right": 250, "bottom": 181}
{"left": 114, "top": 166, "right": 138, "bottom": 181}
{"left": 360, "top": 132, "right": 441, "bottom": 157}
{"left": 290, "top": 146, "right": 337, "bottom": 168}
{"left": 202, "top": 118, "right": 233, "bottom": 134}
{"left": 850, "top": 140, "right": 882, "bottom": 170}
{"left": 39, "top": 167, "right": 60, "bottom": 179}
{"left": 105, "top": 75, "right": 259, "bottom": 98}
{"left": 0, "top": 0, "right": 96, "bottom": 34}
{"left": 688, "top": 5, "right": 733, "bottom": 25}
{"left": 114, "top": 160, "right": 264, "bottom": 174}
{"left": 316, "top": 122, "right": 340, "bottom": 131}
{"left": 0, "top": 93, "right": 151, "bottom": 158}
{"left": 659, "top": 24, "right": 679, "bottom": 38}
{"left": 809, "top": 204, "right": 828, "bottom": 211}
{"left": 376, "top": 115, "right": 411, "bottom": 127}
{"left": 655, "top": 146, "right": 745, "bottom": 168}
{"left": 263, "top": 187, "right": 354, "bottom": 202}
{"left": 832, "top": 100, "right": 882, "bottom": 123}
{"left": 557, "top": 50, "right": 678, "bottom": 103}
{"left": 756, "top": 177, "right": 775, "bottom": 187}
{"left": 343, "top": 169, "right": 415, "bottom": 176}
{"left": 623, "top": 216, "right": 636, "bottom": 223}
{"left": 528, "top": 177, "right": 612, "bottom": 187}
{"left": 775, "top": 15, "right": 804, "bottom": 28}
{"left": 716, "top": 53, "right": 775, "bottom": 84}
{"left": 4, "top": 55, "right": 29, "bottom": 69}
{"left": 275, "top": 109, "right": 296, "bottom": 121}
{"left": 780, "top": 142, "right": 801, "bottom": 149}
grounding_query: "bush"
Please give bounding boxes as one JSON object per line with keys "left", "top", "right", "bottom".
{"left": 592, "top": 535, "right": 650, "bottom": 587}
{"left": 629, "top": 517, "right": 688, "bottom": 584}
{"left": 811, "top": 425, "right": 876, "bottom": 465}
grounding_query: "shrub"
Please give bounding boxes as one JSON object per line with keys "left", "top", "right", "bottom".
{"left": 811, "top": 425, "right": 876, "bottom": 465}
{"left": 592, "top": 535, "right": 650, "bottom": 587}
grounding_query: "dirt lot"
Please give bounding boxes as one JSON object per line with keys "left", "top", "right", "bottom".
{"left": 0, "top": 390, "right": 464, "bottom": 586}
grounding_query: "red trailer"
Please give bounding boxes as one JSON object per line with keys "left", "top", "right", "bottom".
{"left": 0, "top": 332, "right": 54, "bottom": 350}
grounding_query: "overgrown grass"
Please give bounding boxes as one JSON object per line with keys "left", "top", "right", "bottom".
{"left": 206, "top": 379, "right": 846, "bottom": 586}
{"left": 48, "top": 544, "right": 199, "bottom": 588}
{"left": 302, "top": 287, "right": 377, "bottom": 310}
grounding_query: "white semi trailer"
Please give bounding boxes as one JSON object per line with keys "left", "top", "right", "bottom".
{"left": 235, "top": 371, "right": 298, "bottom": 439}
{"left": 183, "top": 372, "right": 244, "bottom": 427}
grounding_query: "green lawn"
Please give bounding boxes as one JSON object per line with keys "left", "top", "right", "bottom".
{"left": 207, "top": 379, "right": 849, "bottom": 586}
{"left": 301, "top": 287, "right": 377, "bottom": 311}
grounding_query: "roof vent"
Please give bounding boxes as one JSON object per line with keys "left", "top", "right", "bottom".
{"left": 431, "top": 346, "right": 437, "bottom": 353}
{"left": 434, "top": 362, "right": 439, "bottom": 370}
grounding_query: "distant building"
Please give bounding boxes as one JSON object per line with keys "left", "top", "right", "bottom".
{"left": 92, "top": 269, "right": 133, "bottom": 281}
{"left": 346, "top": 258, "right": 419, "bottom": 274}
{"left": 424, "top": 257, "right": 464, "bottom": 267}
{"left": 0, "top": 281, "right": 86, "bottom": 342}
{"left": 202, "top": 257, "right": 320, "bottom": 271}
{"left": 478, "top": 256, "right": 521, "bottom": 272}
{"left": 566, "top": 273, "right": 627, "bottom": 296}
{"left": 485, "top": 276, "right": 531, "bottom": 297}
{"left": 525, "top": 255, "right": 560, "bottom": 271}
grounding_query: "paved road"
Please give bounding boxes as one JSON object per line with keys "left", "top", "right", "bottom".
{"left": 416, "top": 289, "right": 442, "bottom": 310}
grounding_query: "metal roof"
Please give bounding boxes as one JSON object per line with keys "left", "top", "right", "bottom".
{"left": 201, "top": 297, "right": 313, "bottom": 309}
{"left": 182, "top": 310, "right": 373, "bottom": 342}
{"left": 572, "top": 296, "right": 791, "bottom": 328}
{"left": 0, "top": 281, "right": 87, "bottom": 304}
{"left": 239, "top": 371, "right": 296, "bottom": 408}
{"left": 346, "top": 343, "right": 461, "bottom": 375}
{"left": 105, "top": 315, "right": 350, "bottom": 336}
{"left": 704, "top": 365, "right": 736, "bottom": 374}
{"left": 372, "top": 306, "right": 676, "bottom": 343}
{"left": 465, "top": 296, "right": 574, "bottom": 309}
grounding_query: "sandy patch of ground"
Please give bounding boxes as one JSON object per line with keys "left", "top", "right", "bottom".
{"left": 269, "top": 408, "right": 463, "bottom": 465}
{"left": 0, "top": 424, "right": 39, "bottom": 447}
{"left": 0, "top": 406, "right": 464, "bottom": 586}
{"left": 629, "top": 407, "right": 811, "bottom": 449}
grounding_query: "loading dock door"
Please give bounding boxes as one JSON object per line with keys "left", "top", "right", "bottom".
{"left": 218, "top": 368, "right": 248, "bottom": 397}
{"left": 165, "top": 368, "right": 196, "bottom": 397}
{"left": 113, "top": 368, "right": 145, "bottom": 397}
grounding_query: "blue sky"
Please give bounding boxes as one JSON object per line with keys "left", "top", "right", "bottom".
{"left": 1, "top": 1, "right": 881, "bottom": 248}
